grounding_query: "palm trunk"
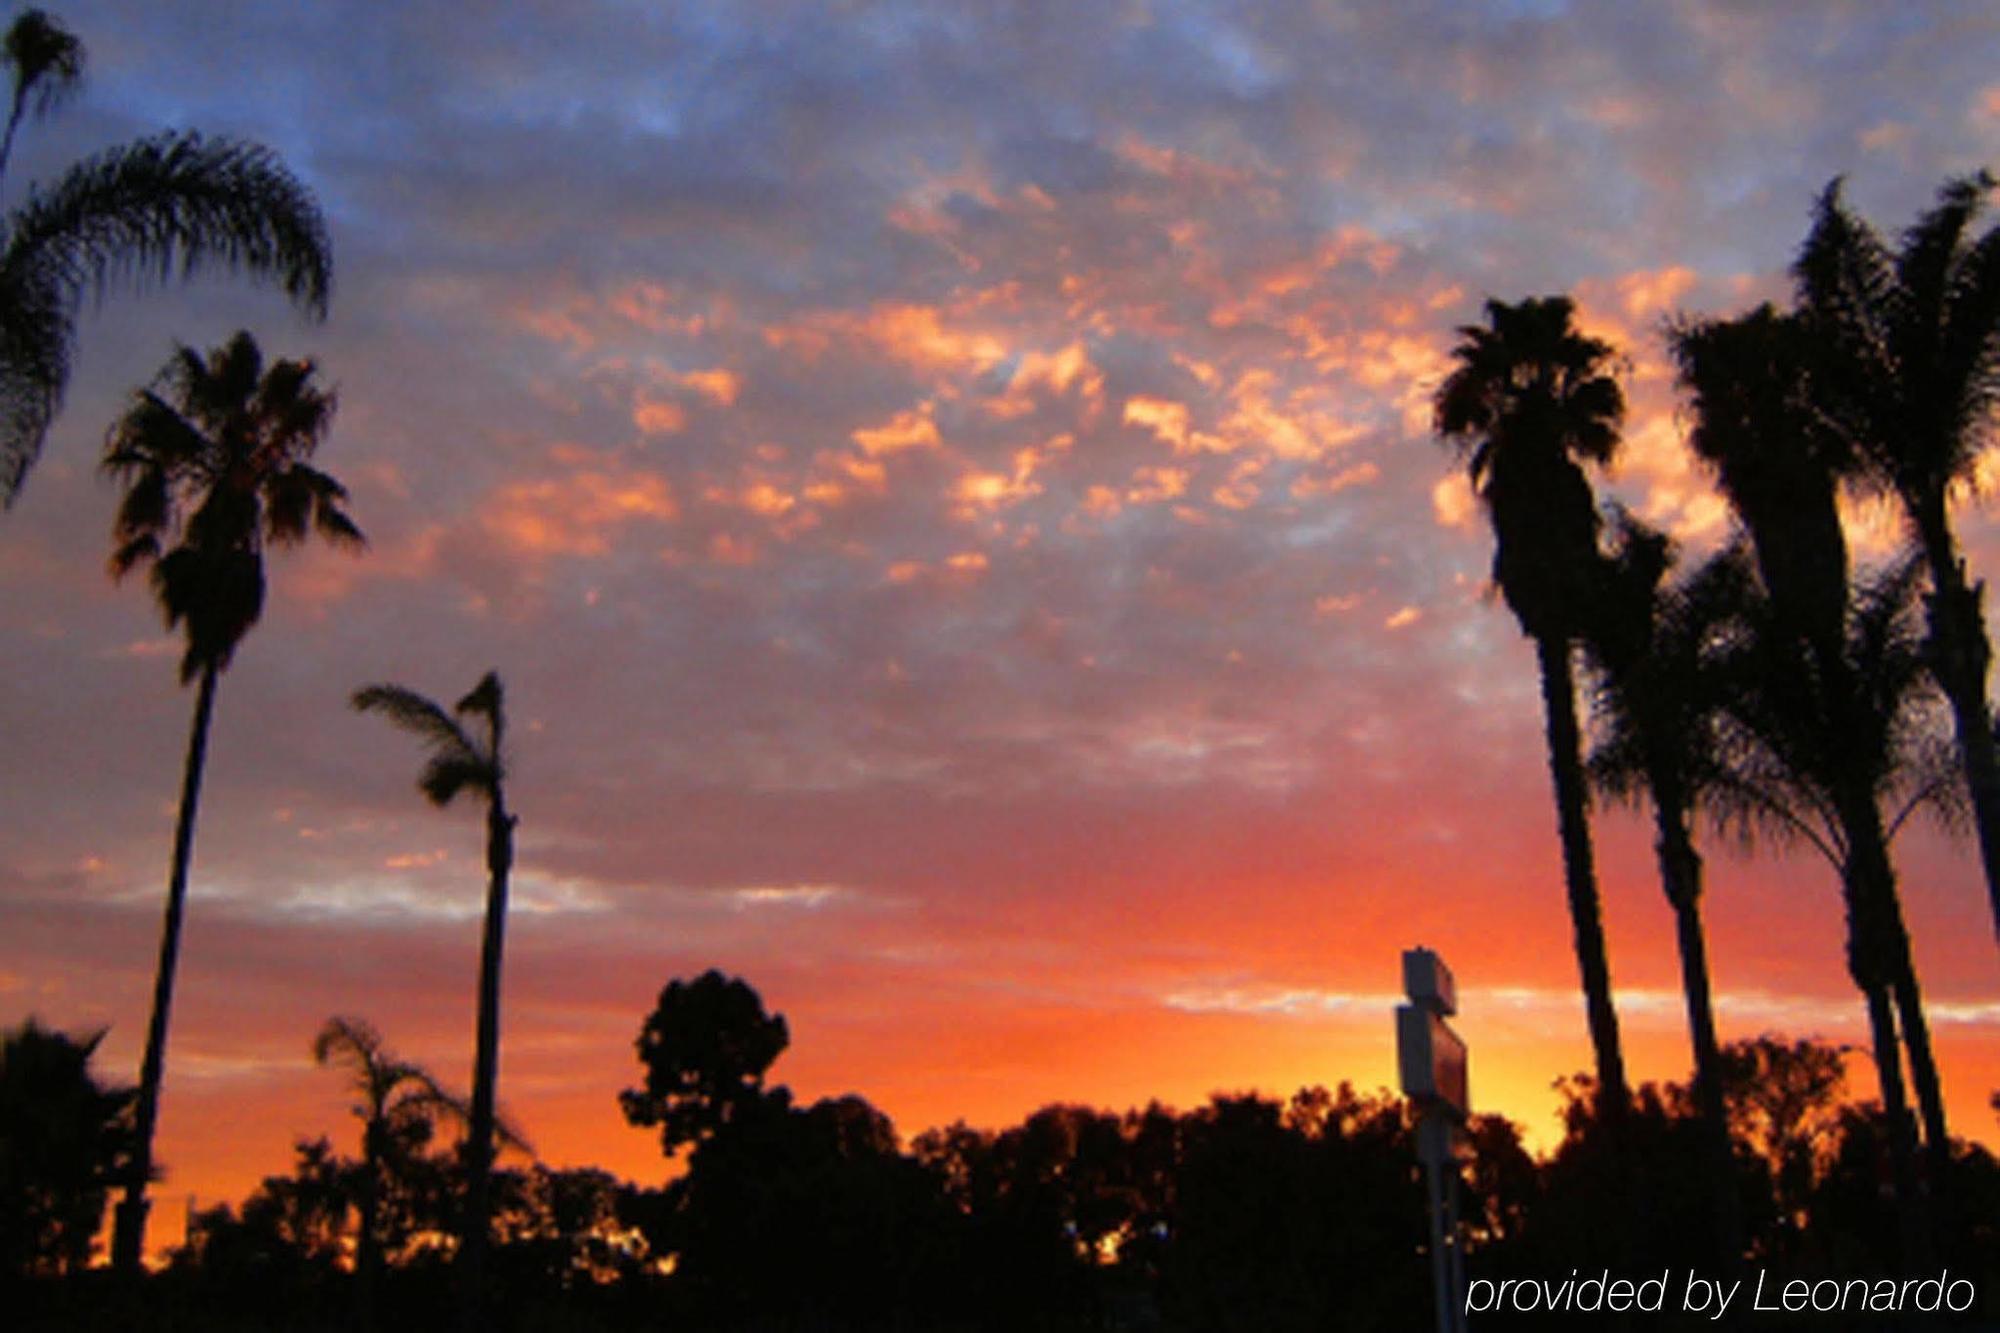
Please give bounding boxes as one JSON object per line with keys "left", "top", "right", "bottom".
{"left": 1912, "top": 495, "right": 2000, "bottom": 946}
{"left": 1859, "top": 979, "right": 1930, "bottom": 1267}
{"left": 1842, "top": 787, "right": 1951, "bottom": 1167}
{"left": 1837, "top": 795, "right": 1934, "bottom": 1267}
{"left": 460, "top": 795, "right": 514, "bottom": 1329}
{"left": 111, "top": 660, "right": 221, "bottom": 1275}
{"left": 1534, "top": 634, "right": 1629, "bottom": 1114}
{"left": 1648, "top": 792, "right": 1741, "bottom": 1261}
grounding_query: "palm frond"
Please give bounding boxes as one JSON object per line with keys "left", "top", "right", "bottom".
{"left": 351, "top": 684, "right": 477, "bottom": 757}
{"left": 0, "top": 131, "right": 331, "bottom": 502}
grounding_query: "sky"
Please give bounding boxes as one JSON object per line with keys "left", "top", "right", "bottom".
{"left": 2, "top": 0, "right": 2000, "bottom": 1251}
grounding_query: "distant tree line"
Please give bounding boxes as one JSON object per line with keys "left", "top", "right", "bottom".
{"left": 3, "top": 976, "right": 1995, "bottom": 1331}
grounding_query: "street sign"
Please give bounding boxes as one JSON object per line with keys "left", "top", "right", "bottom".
{"left": 1397, "top": 1004, "right": 1468, "bottom": 1118}
{"left": 1398, "top": 947, "right": 1469, "bottom": 1333}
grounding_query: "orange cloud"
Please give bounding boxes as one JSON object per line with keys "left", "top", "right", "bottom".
{"left": 483, "top": 453, "right": 678, "bottom": 557}
{"left": 1432, "top": 473, "right": 1477, "bottom": 531}
{"left": 632, "top": 394, "right": 687, "bottom": 436}
{"left": 853, "top": 405, "right": 943, "bottom": 456}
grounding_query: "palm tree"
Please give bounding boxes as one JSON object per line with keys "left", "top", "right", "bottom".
{"left": 1703, "top": 552, "right": 1957, "bottom": 1258}
{"left": 1581, "top": 512, "right": 1746, "bottom": 1254}
{"left": 1673, "top": 308, "right": 1954, "bottom": 1255}
{"left": 1794, "top": 173, "right": 2000, "bottom": 945}
{"left": 351, "top": 673, "right": 516, "bottom": 1320}
{"left": 0, "top": 1018, "right": 134, "bottom": 1276}
{"left": 1433, "top": 295, "right": 1630, "bottom": 1113}
{"left": 0, "top": 8, "right": 331, "bottom": 502}
{"left": 0, "top": 9, "right": 83, "bottom": 186}
{"left": 313, "top": 1017, "right": 468, "bottom": 1327}
{"left": 103, "top": 330, "right": 362, "bottom": 1273}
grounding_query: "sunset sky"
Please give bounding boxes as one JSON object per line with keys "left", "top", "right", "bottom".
{"left": 3, "top": 1, "right": 2000, "bottom": 1251}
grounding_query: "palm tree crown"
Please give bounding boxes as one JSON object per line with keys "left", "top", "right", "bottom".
{"left": 0, "top": 8, "right": 83, "bottom": 184}
{"left": 1435, "top": 295, "right": 1624, "bottom": 640}
{"left": 103, "top": 329, "right": 360, "bottom": 679}
{"left": 351, "top": 675, "right": 506, "bottom": 809}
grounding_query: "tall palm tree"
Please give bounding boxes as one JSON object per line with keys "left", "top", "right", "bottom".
{"left": 313, "top": 1017, "right": 469, "bottom": 1327}
{"left": 103, "top": 330, "right": 362, "bottom": 1273}
{"left": 1704, "top": 552, "right": 1957, "bottom": 1258}
{"left": 0, "top": 8, "right": 331, "bottom": 502}
{"left": 351, "top": 673, "right": 516, "bottom": 1320}
{"left": 1433, "top": 295, "right": 1630, "bottom": 1114}
{"left": 1795, "top": 173, "right": 2000, "bottom": 945}
{"left": 1581, "top": 512, "right": 1746, "bottom": 1254}
{"left": 1673, "top": 308, "right": 1953, "bottom": 1254}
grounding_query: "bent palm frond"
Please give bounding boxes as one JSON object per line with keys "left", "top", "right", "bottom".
{"left": 0, "top": 131, "right": 331, "bottom": 501}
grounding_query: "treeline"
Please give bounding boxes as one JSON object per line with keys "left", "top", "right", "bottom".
{"left": 4, "top": 977, "right": 1997, "bottom": 1331}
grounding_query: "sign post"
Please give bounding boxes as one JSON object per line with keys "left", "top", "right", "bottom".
{"left": 1398, "top": 947, "right": 1469, "bottom": 1333}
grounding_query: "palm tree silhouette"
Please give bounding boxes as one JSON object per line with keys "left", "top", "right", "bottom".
{"left": 314, "top": 1016, "right": 469, "bottom": 1328}
{"left": 0, "top": 8, "right": 331, "bottom": 502}
{"left": 1433, "top": 295, "right": 1629, "bottom": 1113}
{"left": 1704, "top": 553, "right": 1955, "bottom": 1257}
{"left": 1795, "top": 174, "right": 2000, "bottom": 946}
{"left": 0, "top": 9, "right": 83, "bottom": 185}
{"left": 1673, "top": 308, "right": 1952, "bottom": 1255}
{"left": 103, "top": 330, "right": 362, "bottom": 1273}
{"left": 1581, "top": 511, "right": 1746, "bottom": 1254}
{"left": 0, "top": 1017, "right": 134, "bottom": 1276}
{"left": 351, "top": 673, "right": 516, "bottom": 1320}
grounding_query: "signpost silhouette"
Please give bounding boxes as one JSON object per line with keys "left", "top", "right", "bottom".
{"left": 1399, "top": 947, "right": 1469, "bottom": 1333}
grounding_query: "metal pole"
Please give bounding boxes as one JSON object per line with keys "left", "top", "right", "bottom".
{"left": 1422, "top": 1113, "right": 1454, "bottom": 1333}
{"left": 1446, "top": 1146, "right": 1469, "bottom": 1333}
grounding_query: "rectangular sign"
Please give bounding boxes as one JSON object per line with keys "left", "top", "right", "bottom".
{"left": 1397, "top": 1004, "right": 1468, "bottom": 1117}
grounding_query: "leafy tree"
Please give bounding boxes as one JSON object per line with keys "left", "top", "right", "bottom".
{"left": 619, "top": 969, "right": 790, "bottom": 1161}
{"left": 1794, "top": 173, "right": 2000, "bottom": 944}
{"left": 351, "top": 673, "right": 518, "bottom": 1319}
{"left": 105, "top": 331, "right": 362, "bottom": 1272}
{"left": 0, "top": 1018, "right": 133, "bottom": 1277}
{"left": 0, "top": 8, "right": 331, "bottom": 501}
{"left": 1433, "top": 294, "right": 1630, "bottom": 1113}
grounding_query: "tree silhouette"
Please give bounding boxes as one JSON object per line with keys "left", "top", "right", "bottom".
{"left": 620, "top": 969, "right": 790, "bottom": 1161}
{"left": 0, "top": 1018, "right": 133, "bottom": 1277}
{"left": 1672, "top": 307, "right": 1954, "bottom": 1222}
{"left": 0, "top": 9, "right": 330, "bottom": 502}
{"left": 1433, "top": 294, "right": 1629, "bottom": 1113}
{"left": 104, "top": 330, "right": 361, "bottom": 1273}
{"left": 1794, "top": 173, "right": 2000, "bottom": 947}
{"left": 1704, "top": 548, "right": 1953, "bottom": 1258}
{"left": 0, "top": 9, "right": 82, "bottom": 186}
{"left": 313, "top": 1016, "right": 469, "bottom": 1328}
{"left": 350, "top": 673, "right": 516, "bottom": 1324}
{"left": 1581, "top": 511, "right": 1746, "bottom": 1257}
